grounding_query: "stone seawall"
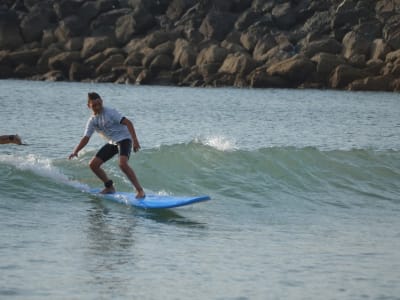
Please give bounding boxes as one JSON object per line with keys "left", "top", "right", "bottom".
{"left": 1, "top": 0, "right": 400, "bottom": 91}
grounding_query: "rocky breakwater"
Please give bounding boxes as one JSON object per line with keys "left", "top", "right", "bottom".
{"left": 0, "top": 0, "right": 400, "bottom": 91}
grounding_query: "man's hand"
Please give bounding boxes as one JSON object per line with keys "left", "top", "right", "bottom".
{"left": 69, "top": 137, "right": 89, "bottom": 160}
{"left": 133, "top": 140, "right": 141, "bottom": 152}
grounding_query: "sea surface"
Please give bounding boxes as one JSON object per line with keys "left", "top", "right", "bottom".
{"left": 0, "top": 79, "right": 399, "bottom": 300}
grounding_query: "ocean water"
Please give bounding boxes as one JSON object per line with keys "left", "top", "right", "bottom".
{"left": 0, "top": 79, "right": 399, "bottom": 300}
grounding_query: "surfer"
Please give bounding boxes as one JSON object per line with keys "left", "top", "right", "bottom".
{"left": 0, "top": 134, "right": 22, "bottom": 145}
{"left": 68, "top": 92, "right": 145, "bottom": 198}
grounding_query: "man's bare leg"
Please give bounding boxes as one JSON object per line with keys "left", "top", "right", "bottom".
{"left": 89, "top": 157, "right": 115, "bottom": 194}
{"left": 119, "top": 155, "right": 145, "bottom": 198}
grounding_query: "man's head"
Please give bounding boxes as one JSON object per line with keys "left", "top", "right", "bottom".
{"left": 87, "top": 92, "right": 103, "bottom": 115}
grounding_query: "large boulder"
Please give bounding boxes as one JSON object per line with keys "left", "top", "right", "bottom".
{"left": 342, "top": 31, "right": 371, "bottom": 60}
{"left": 348, "top": 74, "right": 394, "bottom": 91}
{"left": 331, "top": 0, "right": 373, "bottom": 40}
{"left": 370, "top": 39, "right": 391, "bottom": 60}
{"left": 329, "top": 64, "right": 369, "bottom": 88}
{"left": 55, "top": 15, "right": 86, "bottom": 43}
{"left": 103, "top": 47, "right": 125, "bottom": 58}
{"left": 353, "top": 19, "right": 383, "bottom": 41}
{"left": 376, "top": 0, "right": 400, "bottom": 20}
{"left": 39, "top": 70, "right": 66, "bottom": 82}
{"left": 197, "top": 63, "right": 220, "bottom": 80}
{"left": 115, "top": 9, "right": 155, "bottom": 44}
{"left": 0, "top": 10, "right": 23, "bottom": 50}
{"left": 128, "top": 0, "right": 170, "bottom": 15}
{"left": 0, "top": 51, "right": 13, "bottom": 68}
{"left": 91, "top": 8, "right": 132, "bottom": 34}
{"left": 272, "top": 2, "right": 296, "bottom": 29}
{"left": 248, "top": 67, "right": 289, "bottom": 88}
{"left": 96, "top": 0, "right": 121, "bottom": 13}
{"left": 295, "top": 0, "right": 331, "bottom": 21}
{"left": 126, "top": 65, "right": 145, "bottom": 81}
{"left": 81, "top": 36, "right": 115, "bottom": 58}
{"left": 196, "top": 45, "right": 228, "bottom": 66}
{"left": 392, "top": 78, "right": 400, "bottom": 91}
{"left": 140, "top": 30, "right": 181, "bottom": 49}
{"left": 115, "top": 14, "right": 137, "bottom": 45}
{"left": 65, "top": 37, "right": 84, "bottom": 51}
{"left": 301, "top": 11, "right": 331, "bottom": 36}
{"left": 69, "top": 62, "right": 92, "bottom": 81}
{"left": 231, "top": 0, "right": 253, "bottom": 12}
{"left": 149, "top": 54, "right": 173, "bottom": 72}
{"left": 385, "top": 49, "right": 400, "bottom": 62}
{"left": 240, "top": 26, "right": 270, "bottom": 52}
{"left": 78, "top": 1, "right": 100, "bottom": 22}
{"left": 124, "top": 51, "right": 145, "bottom": 66}
{"left": 53, "top": 0, "right": 82, "bottom": 19}
{"left": 8, "top": 48, "right": 43, "bottom": 66}
{"left": 382, "top": 49, "right": 400, "bottom": 76}
{"left": 142, "top": 41, "right": 175, "bottom": 67}
{"left": 14, "top": 63, "right": 37, "bottom": 78}
{"left": 199, "top": 11, "right": 237, "bottom": 41}
{"left": 37, "top": 46, "right": 63, "bottom": 73}
{"left": 383, "top": 14, "right": 400, "bottom": 49}
{"left": 235, "top": 9, "right": 263, "bottom": 30}
{"left": 20, "top": 6, "right": 53, "bottom": 43}
{"left": 0, "top": 65, "right": 14, "bottom": 78}
{"left": 251, "top": 0, "right": 275, "bottom": 12}
{"left": 95, "top": 54, "right": 125, "bottom": 76}
{"left": 303, "top": 38, "right": 342, "bottom": 58}
{"left": 219, "top": 52, "right": 258, "bottom": 75}
{"left": 221, "top": 40, "right": 247, "bottom": 54}
{"left": 260, "top": 45, "right": 293, "bottom": 67}
{"left": 84, "top": 52, "right": 106, "bottom": 68}
{"left": 48, "top": 51, "right": 81, "bottom": 73}
{"left": 173, "top": 39, "right": 197, "bottom": 69}
{"left": 311, "top": 52, "right": 346, "bottom": 81}
{"left": 135, "top": 68, "right": 153, "bottom": 84}
{"left": 252, "top": 34, "right": 277, "bottom": 61}
{"left": 41, "top": 29, "right": 57, "bottom": 48}
{"left": 267, "top": 55, "right": 316, "bottom": 83}
{"left": 166, "top": 0, "right": 197, "bottom": 21}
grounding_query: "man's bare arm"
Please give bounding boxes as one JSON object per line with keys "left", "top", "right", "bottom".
{"left": 69, "top": 136, "right": 90, "bottom": 159}
{"left": 121, "top": 118, "right": 141, "bottom": 152}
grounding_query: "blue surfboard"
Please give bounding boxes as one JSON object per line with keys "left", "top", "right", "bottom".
{"left": 89, "top": 189, "right": 211, "bottom": 209}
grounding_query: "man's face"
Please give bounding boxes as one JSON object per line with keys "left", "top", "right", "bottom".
{"left": 88, "top": 98, "right": 103, "bottom": 115}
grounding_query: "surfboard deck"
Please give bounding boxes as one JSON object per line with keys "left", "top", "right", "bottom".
{"left": 88, "top": 189, "right": 211, "bottom": 209}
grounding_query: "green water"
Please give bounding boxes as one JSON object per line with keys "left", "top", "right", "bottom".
{"left": 1, "top": 80, "right": 400, "bottom": 299}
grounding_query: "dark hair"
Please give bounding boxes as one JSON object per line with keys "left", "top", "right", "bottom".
{"left": 88, "top": 92, "right": 101, "bottom": 100}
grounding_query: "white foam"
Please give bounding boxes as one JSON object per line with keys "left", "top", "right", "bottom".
{"left": 202, "top": 136, "right": 237, "bottom": 151}
{"left": 0, "top": 154, "right": 89, "bottom": 191}
{"left": 156, "top": 190, "right": 171, "bottom": 196}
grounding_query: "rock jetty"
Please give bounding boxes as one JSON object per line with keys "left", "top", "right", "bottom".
{"left": 0, "top": 0, "right": 399, "bottom": 91}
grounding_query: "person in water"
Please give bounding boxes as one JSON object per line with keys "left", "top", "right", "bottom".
{"left": 0, "top": 134, "right": 22, "bottom": 145}
{"left": 69, "top": 92, "right": 145, "bottom": 198}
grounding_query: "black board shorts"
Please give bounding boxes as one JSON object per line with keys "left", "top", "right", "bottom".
{"left": 96, "top": 139, "right": 132, "bottom": 162}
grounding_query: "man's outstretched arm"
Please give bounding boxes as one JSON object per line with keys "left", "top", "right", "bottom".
{"left": 69, "top": 136, "right": 90, "bottom": 159}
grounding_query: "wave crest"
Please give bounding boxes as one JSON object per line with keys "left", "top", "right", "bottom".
{"left": 194, "top": 136, "right": 237, "bottom": 151}
{"left": 0, "top": 153, "right": 89, "bottom": 191}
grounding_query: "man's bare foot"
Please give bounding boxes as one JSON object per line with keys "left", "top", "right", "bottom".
{"left": 136, "top": 189, "right": 145, "bottom": 199}
{"left": 101, "top": 186, "right": 116, "bottom": 194}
